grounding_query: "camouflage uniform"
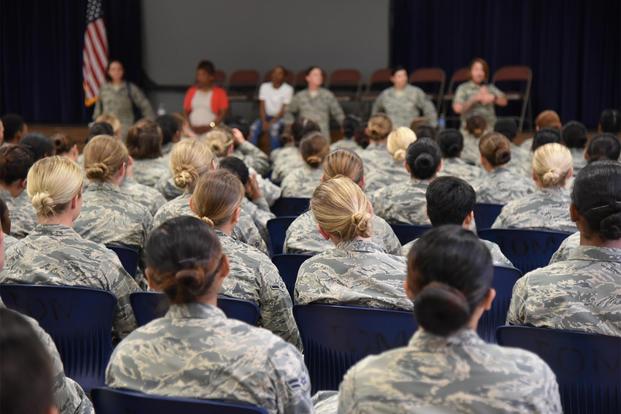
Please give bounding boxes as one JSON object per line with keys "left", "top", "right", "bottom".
{"left": 155, "top": 176, "right": 182, "bottom": 201}
{"left": 152, "top": 193, "right": 269, "bottom": 254}
{"left": 294, "top": 239, "right": 412, "bottom": 311}
{"left": 271, "top": 147, "right": 304, "bottom": 184}
{"left": 216, "top": 230, "right": 302, "bottom": 348}
{"left": 369, "top": 179, "right": 431, "bottom": 225}
{"left": 359, "top": 143, "right": 394, "bottom": 174}
{"left": 131, "top": 158, "right": 170, "bottom": 188}
{"left": 401, "top": 237, "right": 514, "bottom": 268}
{"left": 241, "top": 197, "right": 275, "bottom": 244}
{"left": 439, "top": 157, "right": 482, "bottom": 184}
{"left": 284, "top": 211, "right": 401, "bottom": 256}
{"left": 371, "top": 85, "right": 438, "bottom": 127}
{"left": 233, "top": 141, "right": 270, "bottom": 177}
{"left": 0, "top": 305, "right": 95, "bottom": 414}
{"left": 364, "top": 159, "right": 410, "bottom": 194}
{"left": 460, "top": 133, "right": 482, "bottom": 166}
{"left": 330, "top": 139, "right": 361, "bottom": 152}
{"left": 74, "top": 182, "right": 152, "bottom": 249}
{"left": 1, "top": 190, "right": 37, "bottom": 238}
{"left": 337, "top": 329, "right": 562, "bottom": 413}
{"left": 570, "top": 147, "right": 587, "bottom": 174}
{"left": 5, "top": 233, "right": 18, "bottom": 250}
{"left": 453, "top": 81, "right": 506, "bottom": 130}
{"left": 472, "top": 167, "right": 534, "bottom": 204}
{"left": 106, "top": 303, "right": 312, "bottom": 414}
{"left": 92, "top": 82, "right": 155, "bottom": 136}
{"left": 256, "top": 174, "right": 282, "bottom": 206}
{"left": 507, "top": 246, "right": 621, "bottom": 336}
{"left": 121, "top": 176, "right": 166, "bottom": 216}
{"left": 549, "top": 231, "right": 580, "bottom": 264}
{"left": 280, "top": 166, "right": 323, "bottom": 198}
{"left": 492, "top": 187, "right": 576, "bottom": 233}
{"left": 0, "top": 224, "right": 140, "bottom": 338}
{"left": 283, "top": 88, "right": 345, "bottom": 136}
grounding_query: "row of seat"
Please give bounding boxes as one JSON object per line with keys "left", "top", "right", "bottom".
{"left": 1, "top": 284, "right": 618, "bottom": 414}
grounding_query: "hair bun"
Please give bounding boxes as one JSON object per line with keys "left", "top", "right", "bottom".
{"left": 600, "top": 211, "right": 621, "bottom": 240}
{"left": 414, "top": 281, "right": 471, "bottom": 337}
{"left": 174, "top": 269, "right": 201, "bottom": 288}
{"left": 201, "top": 216, "right": 215, "bottom": 227}
{"left": 393, "top": 148, "right": 407, "bottom": 161}
{"left": 85, "top": 162, "right": 109, "bottom": 180}
{"left": 174, "top": 169, "right": 195, "bottom": 189}
{"left": 542, "top": 168, "right": 561, "bottom": 187}
{"left": 414, "top": 153, "right": 434, "bottom": 170}
{"left": 31, "top": 191, "right": 56, "bottom": 216}
{"left": 306, "top": 155, "right": 323, "bottom": 168}
{"left": 494, "top": 149, "right": 511, "bottom": 165}
{"left": 350, "top": 211, "right": 371, "bottom": 237}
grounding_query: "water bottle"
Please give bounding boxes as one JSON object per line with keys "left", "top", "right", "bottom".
{"left": 157, "top": 103, "right": 166, "bottom": 116}
{"left": 438, "top": 115, "right": 446, "bottom": 129}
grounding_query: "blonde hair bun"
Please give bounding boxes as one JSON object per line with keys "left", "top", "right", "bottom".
{"left": 85, "top": 162, "right": 110, "bottom": 180}
{"left": 351, "top": 211, "right": 371, "bottom": 235}
{"left": 31, "top": 191, "right": 56, "bottom": 216}
{"left": 201, "top": 216, "right": 215, "bottom": 227}
{"left": 173, "top": 169, "right": 195, "bottom": 189}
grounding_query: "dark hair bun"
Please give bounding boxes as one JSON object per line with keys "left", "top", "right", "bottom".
{"left": 494, "top": 149, "right": 511, "bottom": 165}
{"left": 414, "top": 282, "right": 471, "bottom": 336}
{"left": 600, "top": 211, "right": 621, "bottom": 240}
{"left": 414, "top": 153, "right": 434, "bottom": 170}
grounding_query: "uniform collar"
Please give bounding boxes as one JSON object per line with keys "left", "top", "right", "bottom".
{"left": 409, "top": 328, "right": 483, "bottom": 351}
{"left": 366, "top": 142, "right": 387, "bottom": 151}
{"left": 335, "top": 239, "right": 385, "bottom": 253}
{"left": 166, "top": 302, "right": 227, "bottom": 320}
{"left": 85, "top": 181, "right": 122, "bottom": 193}
{"left": 31, "top": 223, "right": 80, "bottom": 238}
{"left": 567, "top": 245, "right": 621, "bottom": 263}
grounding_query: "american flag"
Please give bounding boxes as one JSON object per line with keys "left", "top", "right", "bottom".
{"left": 82, "top": 0, "right": 108, "bottom": 106}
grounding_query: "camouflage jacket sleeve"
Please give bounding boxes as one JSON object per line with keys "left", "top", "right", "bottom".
{"left": 256, "top": 177, "right": 282, "bottom": 206}
{"left": 233, "top": 215, "right": 269, "bottom": 254}
{"left": 129, "top": 82, "right": 155, "bottom": 120}
{"left": 267, "top": 341, "right": 313, "bottom": 413}
{"left": 371, "top": 91, "right": 386, "bottom": 115}
{"left": 283, "top": 93, "right": 300, "bottom": 126}
{"left": 374, "top": 216, "right": 402, "bottom": 255}
{"left": 257, "top": 260, "right": 303, "bottom": 350}
{"left": 241, "top": 199, "right": 273, "bottom": 244}
{"left": 104, "top": 253, "right": 141, "bottom": 338}
{"left": 506, "top": 276, "right": 528, "bottom": 325}
{"left": 328, "top": 92, "right": 345, "bottom": 125}
{"left": 453, "top": 82, "right": 467, "bottom": 105}
{"left": 416, "top": 89, "right": 438, "bottom": 127}
{"left": 489, "top": 83, "right": 507, "bottom": 99}
{"left": 336, "top": 366, "right": 357, "bottom": 414}
{"left": 236, "top": 142, "right": 270, "bottom": 176}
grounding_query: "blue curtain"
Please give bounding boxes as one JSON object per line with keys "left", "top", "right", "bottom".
{"left": 390, "top": 0, "right": 621, "bottom": 128}
{"left": 0, "top": 0, "right": 142, "bottom": 123}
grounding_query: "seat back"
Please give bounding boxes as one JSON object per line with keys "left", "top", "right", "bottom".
{"left": 294, "top": 304, "right": 417, "bottom": 392}
{"left": 294, "top": 70, "right": 308, "bottom": 91}
{"left": 214, "top": 70, "right": 227, "bottom": 87}
{"left": 271, "top": 254, "right": 312, "bottom": 299}
{"left": 266, "top": 216, "right": 296, "bottom": 255}
{"left": 228, "top": 69, "right": 260, "bottom": 99}
{"left": 410, "top": 68, "right": 446, "bottom": 108}
{"left": 477, "top": 266, "right": 522, "bottom": 343}
{"left": 91, "top": 387, "right": 269, "bottom": 414}
{"left": 365, "top": 68, "right": 392, "bottom": 96}
{"left": 389, "top": 224, "right": 432, "bottom": 245}
{"left": 497, "top": 326, "right": 621, "bottom": 414}
{"left": 441, "top": 67, "right": 469, "bottom": 115}
{"left": 473, "top": 203, "right": 504, "bottom": 231}
{"left": 329, "top": 69, "right": 362, "bottom": 99}
{"left": 0, "top": 284, "right": 116, "bottom": 391}
{"left": 263, "top": 69, "right": 295, "bottom": 85}
{"left": 130, "top": 292, "right": 260, "bottom": 326}
{"left": 106, "top": 244, "right": 139, "bottom": 277}
{"left": 478, "top": 229, "right": 571, "bottom": 274}
{"left": 270, "top": 197, "right": 310, "bottom": 217}
{"left": 492, "top": 66, "right": 533, "bottom": 131}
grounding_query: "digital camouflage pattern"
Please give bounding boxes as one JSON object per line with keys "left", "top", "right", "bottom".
{"left": 369, "top": 179, "right": 432, "bottom": 225}
{"left": 106, "top": 303, "right": 312, "bottom": 414}
{"left": 271, "top": 147, "right": 305, "bottom": 184}
{"left": 131, "top": 158, "right": 170, "bottom": 188}
{"left": 280, "top": 165, "right": 323, "bottom": 198}
{"left": 364, "top": 158, "right": 410, "bottom": 194}
{"left": 371, "top": 85, "right": 438, "bottom": 128}
{"left": 471, "top": 167, "right": 534, "bottom": 205}
{"left": 283, "top": 88, "right": 345, "bottom": 136}
{"left": 284, "top": 210, "right": 401, "bottom": 256}
{"left": 155, "top": 176, "right": 182, "bottom": 201}
{"left": 294, "top": 239, "right": 412, "bottom": 311}
{"left": 549, "top": 231, "right": 580, "bottom": 264}
{"left": 507, "top": 245, "right": 621, "bottom": 337}
{"left": 453, "top": 81, "right": 506, "bottom": 130}
{"left": 121, "top": 176, "right": 166, "bottom": 215}
{"left": 92, "top": 82, "right": 155, "bottom": 135}
{"left": 1, "top": 189, "right": 37, "bottom": 238}
{"left": 438, "top": 157, "right": 482, "bottom": 184}
{"left": 330, "top": 139, "right": 361, "bottom": 152}
{"left": 232, "top": 141, "right": 271, "bottom": 177}
{"left": 359, "top": 143, "right": 394, "bottom": 175}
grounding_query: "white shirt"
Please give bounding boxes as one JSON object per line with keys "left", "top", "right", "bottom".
{"left": 189, "top": 90, "right": 215, "bottom": 126}
{"left": 259, "top": 82, "right": 293, "bottom": 117}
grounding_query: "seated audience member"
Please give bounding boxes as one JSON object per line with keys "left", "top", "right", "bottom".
{"left": 507, "top": 161, "right": 621, "bottom": 337}
{"left": 436, "top": 128, "right": 482, "bottom": 183}
{"left": 95, "top": 113, "right": 123, "bottom": 140}
{"left": 521, "top": 109, "right": 562, "bottom": 150}
{"left": 561, "top": 121, "right": 588, "bottom": 173}
{"left": 371, "top": 138, "right": 442, "bottom": 225}
{"left": 105, "top": 216, "right": 311, "bottom": 412}
{"left": 460, "top": 114, "right": 487, "bottom": 164}
{"left": 51, "top": 133, "right": 79, "bottom": 162}
{"left": 0, "top": 156, "right": 139, "bottom": 339}
{"left": 183, "top": 60, "right": 229, "bottom": 133}
{"left": 74, "top": 136, "right": 152, "bottom": 249}
{"left": 585, "top": 133, "right": 620, "bottom": 162}
{"left": 285, "top": 149, "right": 401, "bottom": 255}
{"left": 493, "top": 118, "right": 529, "bottom": 174}
{"left": 365, "top": 127, "right": 417, "bottom": 193}
{"left": 271, "top": 118, "right": 321, "bottom": 183}
{"left": 473, "top": 132, "right": 533, "bottom": 204}
{"left": 413, "top": 124, "right": 436, "bottom": 140}
{"left": 156, "top": 113, "right": 183, "bottom": 156}
{"left": 204, "top": 127, "right": 270, "bottom": 177}
{"left": 125, "top": 119, "right": 169, "bottom": 187}
{"left": 493, "top": 143, "right": 575, "bottom": 233}
{"left": 0, "top": 144, "right": 37, "bottom": 238}
{"left": 20, "top": 133, "right": 55, "bottom": 161}
{"left": 371, "top": 66, "right": 438, "bottom": 128}
{"left": 86, "top": 121, "right": 115, "bottom": 144}
{"left": 1, "top": 113, "right": 28, "bottom": 144}
{"left": 190, "top": 170, "right": 301, "bottom": 347}
{"left": 599, "top": 108, "right": 621, "bottom": 135}
{"left": 283, "top": 66, "right": 345, "bottom": 137}
{"left": 280, "top": 133, "right": 330, "bottom": 197}
{"left": 249, "top": 65, "right": 293, "bottom": 150}
{"left": 0, "top": 306, "right": 95, "bottom": 414}
{"left": 335, "top": 226, "right": 561, "bottom": 413}
{"left": 152, "top": 139, "right": 267, "bottom": 254}
{"left": 359, "top": 113, "right": 394, "bottom": 172}
{"left": 401, "top": 176, "right": 513, "bottom": 267}
{"left": 0, "top": 199, "right": 18, "bottom": 250}
{"left": 118, "top": 156, "right": 166, "bottom": 217}
{"left": 330, "top": 114, "right": 362, "bottom": 151}
{"left": 295, "top": 176, "right": 411, "bottom": 310}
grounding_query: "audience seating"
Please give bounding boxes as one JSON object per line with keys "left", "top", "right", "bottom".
{"left": 492, "top": 65, "right": 533, "bottom": 132}
{"left": 262, "top": 69, "right": 295, "bottom": 86}
{"left": 0, "top": 284, "right": 116, "bottom": 391}
{"left": 270, "top": 197, "right": 310, "bottom": 217}
{"left": 328, "top": 69, "right": 362, "bottom": 101}
{"left": 266, "top": 216, "right": 296, "bottom": 255}
{"left": 473, "top": 203, "right": 504, "bottom": 232}
{"left": 106, "top": 244, "right": 139, "bottom": 277}
{"left": 293, "top": 304, "right": 417, "bottom": 392}
{"left": 478, "top": 229, "right": 571, "bottom": 274}
{"left": 130, "top": 292, "right": 260, "bottom": 326}
{"left": 389, "top": 224, "right": 432, "bottom": 245}
{"left": 361, "top": 68, "right": 392, "bottom": 101}
{"left": 91, "top": 387, "right": 268, "bottom": 414}
{"left": 227, "top": 69, "right": 260, "bottom": 101}
{"left": 271, "top": 254, "right": 312, "bottom": 299}
{"left": 497, "top": 326, "right": 621, "bottom": 414}
{"left": 477, "top": 266, "right": 522, "bottom": 343}
{"left": 214, "top": 70, "right": 227, "bottom": 87}
{"left": 440, "top": 67, "right": 470, "bottom": 124}
{"left": 409, "top": 67, "right": 446, "bottom": 110}
{"left": 293, "top": 70, "right": 308, "bottom": 91}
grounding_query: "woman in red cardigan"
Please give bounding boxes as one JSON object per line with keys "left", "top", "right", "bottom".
{"left": 183, "top": 60, "right": 229, "bottom": 134}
